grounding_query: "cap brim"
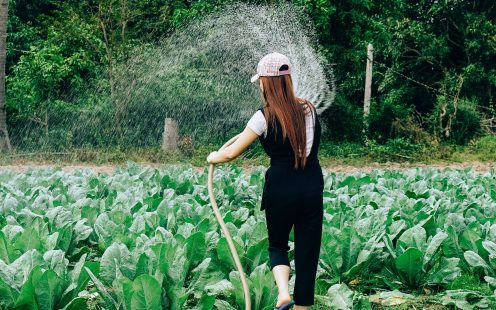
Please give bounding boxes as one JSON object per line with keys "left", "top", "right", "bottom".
{"left": 250, "top": 74, "right": 259, "bottom": 83}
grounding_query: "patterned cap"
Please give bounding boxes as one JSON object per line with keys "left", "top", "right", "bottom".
{"left": 250, "top": 52, "right": 292, "bottom": 83}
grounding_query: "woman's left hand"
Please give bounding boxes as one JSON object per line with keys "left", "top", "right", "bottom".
{"left": 207, "top": 151, "right": 218, "bottom": 164}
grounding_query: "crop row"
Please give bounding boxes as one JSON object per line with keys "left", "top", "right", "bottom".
{"left": 0, "top": 163, "right": 496, "bottom": 309}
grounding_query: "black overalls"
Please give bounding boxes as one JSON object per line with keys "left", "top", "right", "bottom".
{"left": 258, "top": 106, "right": 324, "bottom": 307}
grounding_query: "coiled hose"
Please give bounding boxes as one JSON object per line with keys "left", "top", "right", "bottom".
{"left": 207, "top": 133, "right": 251, "bottom": 310}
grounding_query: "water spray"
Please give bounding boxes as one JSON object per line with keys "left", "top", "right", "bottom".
{"left": 97, "top": 2, "right": 336, "bottom": 150}
{"left": 207, "top": 133, "right": 251, "bottom": 310}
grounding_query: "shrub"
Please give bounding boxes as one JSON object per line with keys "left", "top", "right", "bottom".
{"left": 319, "top": 141, "right": 366, "bottom": 158}
{"left": 390, "top": 114, "right": 435, "bottom": 146}
{"left": 427, "top": 97, "right": 482, "bottom": 145}
{"left": 320, "top": 94, "right": 363, "bottom": 142}
{"left": 369, "top": 87, "right": 414, "bottom": 143}
{"left": 368, "top": 137, "right": 424, "bottom": 162}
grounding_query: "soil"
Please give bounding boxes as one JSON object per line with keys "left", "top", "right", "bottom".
{"left": 1, "top": 161, "right": 495, "bottom": 175}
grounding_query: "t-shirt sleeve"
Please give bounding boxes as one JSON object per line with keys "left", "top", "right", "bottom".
{"left": 246, "top": 110, "right": 267, "bottom": 136}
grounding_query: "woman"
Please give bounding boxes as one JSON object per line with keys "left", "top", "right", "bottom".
{"left": 207, "top": 52, "right": 324, "bottom": 310}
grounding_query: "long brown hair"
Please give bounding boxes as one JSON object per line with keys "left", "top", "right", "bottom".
{"left": 259, "top": 73, "right": 315, "bottom": 170}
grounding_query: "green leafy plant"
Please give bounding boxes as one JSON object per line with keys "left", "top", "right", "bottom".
{"left": 1, "top": 163, "right": 496, "bottom": 308}
{"left": 382, "top": 225, "right": 460, "bottom": 290}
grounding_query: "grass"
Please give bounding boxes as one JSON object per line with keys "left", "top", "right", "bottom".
{"left": 310, "top": 272, "right": 494, "bottom": 309}
{"left": 2, "top": 135, "right": 496, "bottom": 168}
{"left": 447, "top": 273, "right": 493, "bottom": 295}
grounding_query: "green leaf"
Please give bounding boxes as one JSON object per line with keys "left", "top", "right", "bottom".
{"left": 0, "top": 276, "right": 17, "bottom": 307}
{"left": 217, "top": 237, "right": 244, "bottom": 270}
{"left": 9, "top": 249, "right": 44, "bottom": 288}
{"left": 75, "top": 262, "right": 99, "bottom": 299}
{"left": 204, "top": 279, "right": 234, "bottom": 296}
{"left": 186, "top": 231, "right": 206, "bottom": 266}
{"left": 484, "top": 276, "right": 496, "bottom": 287}
{"left": 443, "top": 226, "right": 464, "bottom": 265}
{"left": 144, "top": 194, "right": 162, "bottom": 211}
{"left": 395, "top": 248, "right": 423, "bottom": 286}
{"left": 460, "top": 229, "right": 481, "bottom": 252}
{"left": 214, "top": 300, "right": 237, "bottom": 310}
{"left": 113, "top": 276, "right": 133, "bottom": 310}
{"left": 423, "top": 231, "right": 448, "bottom": 267}
{"left": 338, "top": 175, "right": 371, "bottom": 191}
{"left": 81, "top": 206, "right": 99, "bottom": 227}
{"left": 0, "top": 231, "right": 13, "bottom": 264}
{"left": 61, "top": 297, "right": 88, "bottom": 310}
{"left": 440, "top": 289, "right": 496, "bottom": 310}
{"left": 327, "top": 283, "right": 354, "bottom": 309}
{"left": 43, "top": 250, "right": 69, "bottom": 278}
{"left": 160, "top": 175, "right": 175, "bottom": 189}
{"left": 405, "top": 190, "right": 430, "bottom": 199}
{"left": 55, "top": 225, "right": 74, "bottom": 252}
{"left": 197, "top": 295, "right": 216, "bottom": 310}
{"left": 100, "top": 242, "right": 135, "bottom": 285}
{"left": 58, "top": 254, "right": 90, "bottom": 308}
{"left": 246, "top": 239, "right": 269, "bottom": 272}
{"left": 246, "top": 222, "right": 267, "bottom": 247}
{"left": 490, "top": 189, "right": 496, "bottom": 201}
{"left": 131, "top": 274, "right": 162, "bottom": 310}
{"left": 249, "top": 263, "right": 277, "bottom": 309}
{"left": 397, "top": 225, "right": 426, "bottom": 252}
{"left": 14, "top": 266, "right": 43, "bottom": 310}
{"left": 464, "top": 251, "right": 489, "bottom": 270}
{"left": 228, "top": 271, "right": 247, "bottom": 309}
{"left": 135, "top": 253, "right": 150, "bottom": 278}
{"left": 13, "top": 227, "right": 42, "bottom": 252}
{"left": 34, "top": 270, "right": 63, "bottom": 310}
{"left": 482, "top": 240, "right": 496, "bottom": 257}
{"left": 84, "top": 266, "right": 119, "bottom": 309}
{"left": 427, "top": 257, "right": 460, "bottom": 285}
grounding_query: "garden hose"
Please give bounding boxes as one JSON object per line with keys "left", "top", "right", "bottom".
{"left": 207, "top": 133, "right": 251, "bottom": 310}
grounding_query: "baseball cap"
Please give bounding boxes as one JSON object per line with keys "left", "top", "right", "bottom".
{"left": 250, "top": 52, "right": 292, "bottom": 83}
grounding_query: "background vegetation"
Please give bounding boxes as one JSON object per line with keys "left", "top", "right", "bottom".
{"left": 2, "top": 0, "right": 496, "bottom": 160}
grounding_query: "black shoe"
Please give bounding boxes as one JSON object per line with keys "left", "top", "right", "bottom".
{"left": 274, "top": 300, "right": 295, "bottom": 310}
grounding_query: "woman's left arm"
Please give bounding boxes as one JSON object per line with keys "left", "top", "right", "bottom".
{"left": 207, "top": 126, "right": 259, "bottom": 164}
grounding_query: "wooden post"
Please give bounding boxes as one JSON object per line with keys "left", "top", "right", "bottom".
{"left": 363, "top": 43, "right": 373, "bottom": 144}
{"left": 162, "top": 118, "right": 179, "bottom": 151}
{"left": 0, "top": 0, "right": 11, "bottom": 151}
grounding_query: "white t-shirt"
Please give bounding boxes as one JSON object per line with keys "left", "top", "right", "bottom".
{"left": 246, "top": 106, "right": 316, "bottom": 157}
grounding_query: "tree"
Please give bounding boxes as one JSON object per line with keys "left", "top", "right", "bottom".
{"left": 0, "top": 0, "right": 11, "bottom": 151}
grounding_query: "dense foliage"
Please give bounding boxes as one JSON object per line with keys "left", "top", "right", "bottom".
{"left": 4, "top": 0, "right": 496, "bottom": 149}
{"left": 1, "top": 163, "right": 496, "bottom": 308}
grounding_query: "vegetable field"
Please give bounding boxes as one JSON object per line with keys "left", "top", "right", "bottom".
{"left": 1, "top": 163, "right": 496, "bottom": 309}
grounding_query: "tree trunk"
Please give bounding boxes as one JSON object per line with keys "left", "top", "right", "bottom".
{"left": 0, "top": 0, "right": 11, "bottom": 151}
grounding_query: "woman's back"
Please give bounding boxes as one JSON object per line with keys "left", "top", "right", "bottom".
{"left": 247, "top": 103, "right": 321, "bottom": 169}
